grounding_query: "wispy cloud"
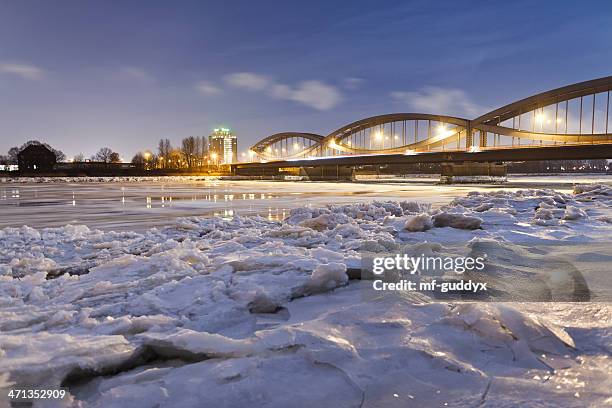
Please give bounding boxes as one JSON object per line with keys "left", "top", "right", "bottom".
{"left": 224, "top": 72, "right": 269, "bottom": 91}
{"left": 274, "top": 80, "right": 342, "bottom": 110}
{"left": 343, "top": 77, "right": 364, "bottom": 90}
{"left": 0, "top": 62, "right": 44, "bottom": 80}
{"left": 195, "top": 80, "right": 222, "bottom": 95}
{"left": 390, "top": 86, "right": 486, "bottom": 118}
{"left": 120, "top": 66, "right": 155, "bottom": 83}
{"left": 224, "top": 71, "right": 342, "bottom": 110}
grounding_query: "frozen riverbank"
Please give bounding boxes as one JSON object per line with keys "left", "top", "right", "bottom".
{"left": 1, "top": 185, "right": 611, "bottom": 407}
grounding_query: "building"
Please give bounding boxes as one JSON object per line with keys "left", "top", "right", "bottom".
{"left": 208, "top": 128, "right": 237, "bottom": 164}
{"left": 17, "top": 143, "right": 57, "bottom": 171}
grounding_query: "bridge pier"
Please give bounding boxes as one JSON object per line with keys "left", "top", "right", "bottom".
{"left": 300, "top": 165, "right": 353, "bottom": 181}
{"left": 440, "top": 162, "right": 507, "bottom": 184}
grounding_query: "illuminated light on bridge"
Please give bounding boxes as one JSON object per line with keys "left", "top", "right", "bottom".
{"left": 243, "top": 76, "right": 612, "bottom": 167}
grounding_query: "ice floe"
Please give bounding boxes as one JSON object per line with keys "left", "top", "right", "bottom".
{"left": 0, "top": 185, "right": 611, "bottom": 406}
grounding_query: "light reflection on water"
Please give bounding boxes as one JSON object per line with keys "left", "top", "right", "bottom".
{"left": 0, "top": 185, "right": 294, "bottom": 228}
{"left": 141, "top": 192, "right": 278, "bottom": 209}
{"left": 5, "top": 176, "right": 601, "bottom": 230}
{"left": 1, "top": 187, "right": 281, "bottom": 208}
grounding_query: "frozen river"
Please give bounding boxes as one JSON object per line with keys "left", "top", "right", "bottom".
{"left": 1, "top": 175, "right": 612, "bottom": 406}
{"left": 1, "top": 175, "right": 610, "bottom": 230}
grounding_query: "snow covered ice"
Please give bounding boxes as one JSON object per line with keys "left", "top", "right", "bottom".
{"left": 1, "top": 183, "right": 611, "bottom": 407}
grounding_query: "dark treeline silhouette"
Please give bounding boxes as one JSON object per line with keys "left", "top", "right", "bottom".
{"left": 0, "top": 140, "right": 65, "bottom": 165}
{"left": 132, "top": 136, "right": 211, "bottom": 170}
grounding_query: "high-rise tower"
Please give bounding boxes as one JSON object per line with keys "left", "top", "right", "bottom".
{"left": 208, "top": 128, "right": 237, "bottom": 164}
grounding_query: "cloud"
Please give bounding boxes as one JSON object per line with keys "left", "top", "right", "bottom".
{"left": 120, "top": 67, "right": 155, "bottom": 83}
{"left": 390, "top": 86, "right": 486, "bottom": 118}
{"left": 224, "top": 71, "right": 342, "bottom": 110}
{"left": 276, "top": 80, "right": 342, "bottom": 110}
{"left": 224, "top": 72, "right": 269, "bottom": 90}
{"left": 195, "top": 81, "right": 222, "bottom": 95}
{"left": 0, "top": 62, "right": 44, "bottom": 80}
{"left": 343, "top": 77, "right": 364, "bottom": 90}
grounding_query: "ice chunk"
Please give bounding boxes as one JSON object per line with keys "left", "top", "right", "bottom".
{"left": 301, "top": 262, "right": 348, "bottom": 294}
{"left": 403, "top": 214, "right": 433, "bottom": 232}
{"left": 562, "top": 205, "right": 587, "bottom": 221}
{"left": 432, "top": 212, "right": 482, "bottom": 230}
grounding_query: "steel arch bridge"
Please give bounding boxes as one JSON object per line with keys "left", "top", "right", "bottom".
{"left": 248, "top": 76, "right": 612, "bottom": 162}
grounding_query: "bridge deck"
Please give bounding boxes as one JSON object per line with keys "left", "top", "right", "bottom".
{"left": 233, "top": 144, "right": 612, "bottom": 170}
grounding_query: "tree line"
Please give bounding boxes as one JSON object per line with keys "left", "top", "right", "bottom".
{"left": 132, "top": 136, "right": 211, "bottom": 169}
{"left": 0, "top": 136, "right": 213, "bottom": 170}
{"left": 0, "top": 140, "right": 66, "bottom": 165}
{"left": 0, "top": 141, "right": 122, "bottom": 165}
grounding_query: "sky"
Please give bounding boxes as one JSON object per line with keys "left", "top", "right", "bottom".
{"left": 0, "top": 0, "right": 611, "bottom": 160}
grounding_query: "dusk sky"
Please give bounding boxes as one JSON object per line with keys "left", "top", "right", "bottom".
{"left": 1, "top": 0, "right": 611, "bottom": 160}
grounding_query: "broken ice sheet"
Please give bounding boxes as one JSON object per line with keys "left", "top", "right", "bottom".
{"left": 0, "top": 185, "right": 611, "bottom": 406}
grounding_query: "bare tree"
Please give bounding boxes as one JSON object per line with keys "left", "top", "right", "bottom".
{"left": 168, "top": 149, "right": 183, "bottom": 168}
{"left": 158, "top": 138, "right": 171, "bottom": 168}
{"left": 131, "top": 152, "right": 145, "bottom": 166}
{"left": 194, "top": 137, "right": 202, "bottom": 168}
{"left": 181, "top": 136, "right": 197, "bottom": 168}
{"left": 195, "top": 136, "right": 208, "bottom": 168}
{"left": 7, "top": 147, "right": 19, "bottom": 164}
{"left": 93, "top": 147, "right": 116, "bottom": 163}
{"left": 53, "top": 149, "right": 66, "bottom": 163}
{"left": 109, "top": 152, "right": 121, "bottom": 163}
{"left": 73, "top": 153, "right": 85, "bottom": 162}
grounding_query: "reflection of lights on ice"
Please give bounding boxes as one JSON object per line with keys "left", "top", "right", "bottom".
{"left": 404, "top": 149, "right": 417, "bottom": 155}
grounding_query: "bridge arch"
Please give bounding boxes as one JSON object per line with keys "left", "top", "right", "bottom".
{"left": 321, "top": 113, "right": 470, "bottom": 155}
{"left": 248, "top": 76, "right": 612, "bottom": 160}
{"left": 250, "top": 132, "right": 325, "bottom": 160}
{"left": 471, "top": 76, "right": 612, "bottom": 148}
